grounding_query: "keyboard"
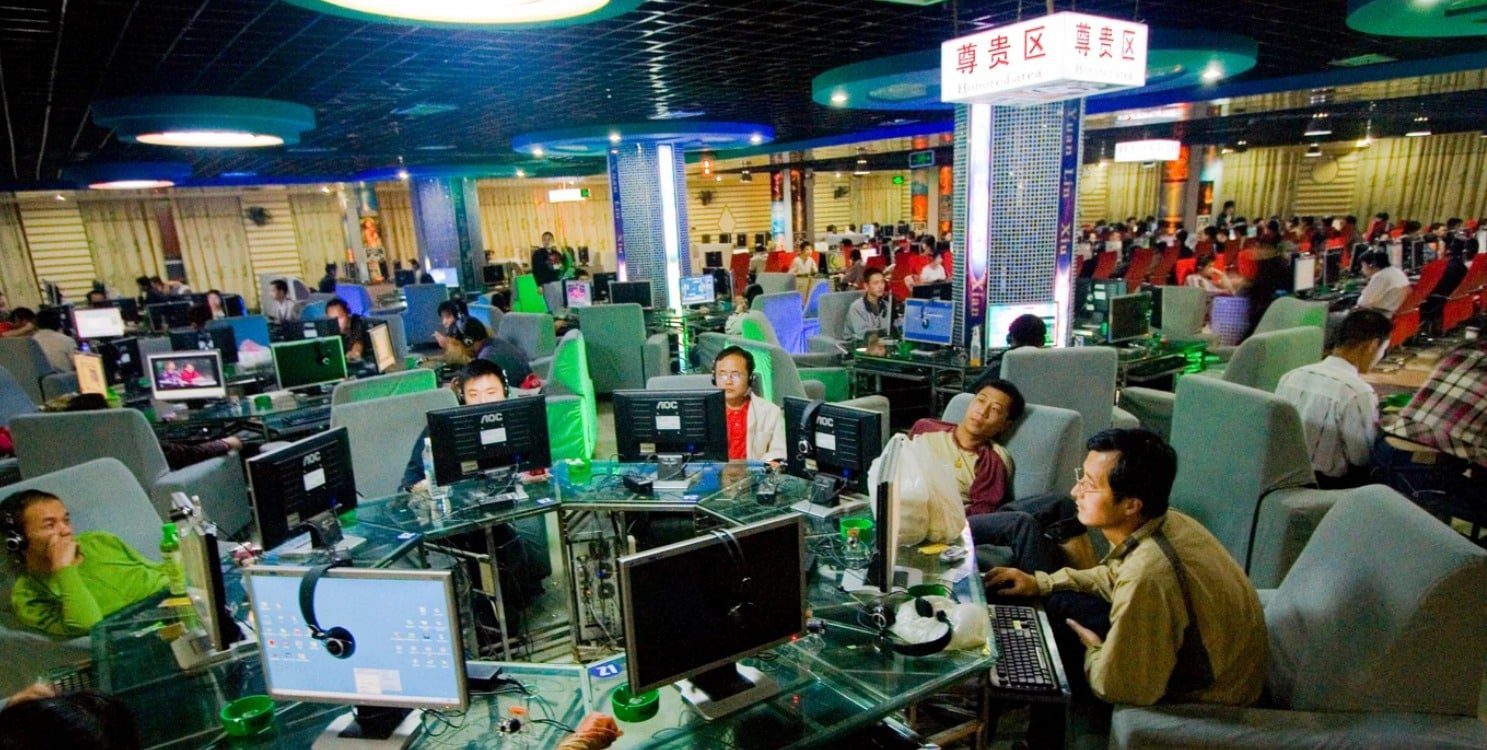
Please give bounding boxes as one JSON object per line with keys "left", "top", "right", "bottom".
{"left": 45, "top": 664, "right": 96, "bottom": 694}
{"left": 988, "top": 604, "right": 1065, "bottom": 697}
{"left": 1125, "top": 353, "right": 1189, "bottom": 381}
{"left": 278, "top": 405, "right": 331, "bottom": 428}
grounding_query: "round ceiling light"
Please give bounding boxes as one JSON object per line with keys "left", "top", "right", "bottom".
{"left": 280, "top": 0, "right": 643, "bottom": 28}
{"left": 92, "top": 96, "right": 314, "bottom": 148}
{"left": 61, "top": 161, "right": 193, "bottom": 190}
{"left": 135, "top": 130, "right": 284, "bottom": 148}
{"left": 90, "top": 179, "right": 177, "bottom": 190}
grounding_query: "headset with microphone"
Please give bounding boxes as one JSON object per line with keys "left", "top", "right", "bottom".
{"left": 299, "top": 558, "right": 357, "bottom": 659}
{"left": 708, "top": 528, "right": 756, "bottom": 632}
{"left": 794, "top": 399, "right": 825, "bottom": 463}
{"left": 869, "top": 596, "right": 955, "bottom": 657}
{"left": 1, "top": 510, "right": 25, "bottom": 556}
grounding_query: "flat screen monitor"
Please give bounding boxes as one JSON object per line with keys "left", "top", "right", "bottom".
{"left": 169, "top": 326, "right": 238, "bottom": 364}
{"left": 247, "top": 427, "right": 358, "bottom": 553}
{"left": 910, "top": 281, "right": 953, "bottom": 301}
{"left": 180, "top": 523, "right": 241, "bottom": 653}
{"left": 146, "top": 301, "right": 191, "bottom": 331}
{"left": 72, "top": 353, "right": 107, "bottom": 396}
{"left": 592, "top": 273, "right": 617, "bottom": 302}
{"left": 113, "top": 297, "right": 140, "bottom": 324}
{"left": 619, "top": 515, "right": 804, "bottom": 720}
{"left": 782, "top": 397, "right": 882, "bottom": 493}
{"left": 704, "top": 251, "right": 725, "bottom": 268}
{"left": 393, "top": 270, "right": 417, "bottom": 287}
{"left": 612, "top": 389, "right": 728, "bottom": 462}
{"left": 428, "top": 267, "right": 460, "bottom": 288}
{"left": 482, "top": 265, "right": 506, "bottom": 286}
{"left": 679, "top": 275, "right": 716, "bottom": 307}
{"left": 425, "top": 396, "right": 551, "bottom": 486}
{"left": 1106, "top": 293, "right": 1150, "bottom": 343}
{"left": 368, "top": 323, "right": 397, "bottom": 374}
{"left": 609, "top": 281, "right": 653, "bottom": 308}
{"left": 208, "top": 316, "right": 271, "bottom": 348}
{"left": 147, "top": 351, "right": 226, "bottom": 402}
{"left": 860, "top": 223, "right": 876, "bottom": 237}
{"left": 244, "top": 566, "right": 465, "bottom": 712}
{"left": 271, "top": 338, "right": 348, "bottom": 391}
{"left": 986, "top": 302, "right": 1057, "bottom": 347}
{"left": 1292, "top": 253, "right": 1316, "bottom": 293}
{"left": 72, "top": 307, "right": 125, "bottom": 339}
{"left": 902, "top": 298, "right": 954, "bottom": 346}
{"left": 292, "top": 319, "right": 340, "bottom": 341}
{"left": 564, "top": 280, "right": 593, "bottom": 309}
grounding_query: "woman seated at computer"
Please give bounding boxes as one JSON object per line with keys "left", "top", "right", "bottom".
{"left": 325, "top": 297, "right": 367, "bottom": 361}
{"left": 204, "top": 290, "right": 229, "bottom": 320}
{"left": 3, "top": 489, "right": 167, "bottom": 637}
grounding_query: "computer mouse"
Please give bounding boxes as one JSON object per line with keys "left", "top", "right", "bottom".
{"left": 939, "top": 546, "right": 967, "bottom": 563}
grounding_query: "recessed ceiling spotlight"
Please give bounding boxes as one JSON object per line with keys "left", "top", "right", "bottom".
{"left": 1405, "top": 115, "right": 1431, "bottom": 137}
{"left": 608, "top": 131, "right": 621, "bottom": 144}
{"left": 531, "top": 146, "right": 545, "bottom": 157}
{"left": 320, "top": 185, "right": 332, "bottom": 193}
{"left": 749, "top": 133, "right": 763, "bottom": 145}
{"left": 396, "top": 169, "right": 410, "bottom": 180}
{"left": 830, "top": 91, "right": 849, "bottom": 106}
{"left": 1200, "top": 65, "right": 1223, "bottom": 83}
{"left": 53, "top": 193, "right": 66, "bottom": 201}
{"left": 516, "top": 169, "right": 527, "bottom": 178}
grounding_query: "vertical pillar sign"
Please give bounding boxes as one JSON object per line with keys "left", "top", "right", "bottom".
{"left": 1055, "top": 100, "right": 1083, "bottom": 346}
{"left": 607, "top": 153, "right": 627, "bottom": 280}
{"left": 940, "top": 12, "right": 1147, "bottom": 107}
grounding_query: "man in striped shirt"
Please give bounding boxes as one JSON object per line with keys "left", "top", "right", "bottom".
{"left": 1275, "top": 308, "right": 1393, "bottom": 489}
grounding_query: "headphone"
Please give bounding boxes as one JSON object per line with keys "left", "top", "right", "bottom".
{"left": 711, "top": 347, "right": 757, "bottom": 390}
{"left": 1, "top": 509, "right": 25, "bottom": 555}
{"left": 870, "top": 596, "right": 955, "bottom": 657}
{"left": 795, "top": 399, "right": 825, "bottom": 461}
{"left": 708, "top": 528, "right": 756, "bottom": 632}
{"left": 299, "top": 559, "right": 356, "bottom": 659}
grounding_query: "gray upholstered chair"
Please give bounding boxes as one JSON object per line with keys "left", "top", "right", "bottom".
{"left": 0, "top": 459, "right": 161, "bottom": 694}
{"left": 1153, "top": 285, "right": 1215, "bottom": 345}
{"left": 755, "top": 272, "right": 796, "bottom": 296}
{"left": 573, "top": 303, "right": 670, "bottom": 394}
{"left": 466, "top": 302, "right": 504, "bottom": 342}
{"left": 329, "top": 388, "right": 458, "bottom": 498}
{"left": 1111, "top": 486, "right": 1487, "bottom": 749}
{"left": 1000, "top": 346, "right": 1138, "bottom": 445}
{"left": 1209, "top": 296, "right": 1329, "bottom": 362}
{"left": 942, "top": 395, "right": 1083, "bottom": 502}
{"left": 11, "top": 410, "right": 252, "bottom": 537}
{"left": 808, "top": 290, "right": 864, "bottom": 355}
{"left": 498, "top": 313, "right": 556, "bottom": 365}
{"left": 0, "top": 366, "right": 36, "bottom": 427}
{"left": 0, "top": 339, "right": 77, "bottom": 404}
{"left": 329, "top": 368, "right": 437, "bottom": 406}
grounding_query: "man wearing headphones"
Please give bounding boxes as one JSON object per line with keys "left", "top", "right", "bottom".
{"left": 402, "top": 359, "right": 509, "bottom": 493}
{"left": 439, "top": 316, "right": 534, "bottom": 387}
{"left": 3, "top": 490, "right": 166, "bottom": 636}
{"left": 713, "top": 346, "right": 786, "bottom": 463}
{"left": 843, "top": 268, "right": 891, "bottom": 340}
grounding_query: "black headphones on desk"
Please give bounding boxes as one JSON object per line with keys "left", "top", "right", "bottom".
{"left": 709, "top": 528, "right": 757, "bottom": 632}
{"left": 869, "top": 597, "right": 954, "bottom": 657}
{"left": 299, "top": 559, "right": 356, "bottom": 659}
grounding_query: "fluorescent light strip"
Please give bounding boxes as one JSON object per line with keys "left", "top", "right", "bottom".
{"left": 657, "top": 144, "right": 683, "bottom": 314}
{"left": 136, "top": 130, "right": 284, "bottom": 147}
{"left": 966, "top": 103, "right": 992, "bottom": 351}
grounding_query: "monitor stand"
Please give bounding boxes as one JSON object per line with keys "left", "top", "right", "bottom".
{"left": 314, "top": 706, "right": 420, "bottom": 750}
{"left": 676, "top": 662, "right": 779, "bottom": 721}
{"left": 653, "top": 453, "right": 697, "bottom": 493}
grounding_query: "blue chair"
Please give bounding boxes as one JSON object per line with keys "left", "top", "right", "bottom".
{"left": 401, "top": 283, "right": 451, "bottom": 348}
{"left": 803, "top": 279, "right": 830, "bottom": 318}
{"left": 335, "top": 283, "right": 373, "bottom": 316}
{"left": 467, "top": 303, "right": 504, "bottom": 339}
{"left": 753, "top": 291, "right": 808, "bottom": 354}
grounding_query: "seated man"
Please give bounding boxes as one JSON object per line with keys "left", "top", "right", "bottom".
{"left": 1275, "top": 308, "right": 1391, "bottom": 489}
{"left": 712, "top": 346, "right": 785, "bottom": 463}
{"left": 325, "top": 297, "right": 367, "bottom": 361}
{"left": 983, "top": 313, "right": 1046, "bottom": 377}
{"left": 986, "top": 429, "right": 1267, "bottom": 747}
{"left": 441, "top": 317, "right": 534, "bottom": 388}
{"left": 4, "top": 489, "right": 167, "bottom": 637}
{"left": 431, "top": 300, "right": 468, "bottom": 353}
{"left": 31, "top": 309, "right": 76, "bottom": 372}
{"left": 843, "top": 268, "right": 890, "bottom": 340}
{"left": 1356, "top": 249, "right": 1411, "bottom": 316}
{"left": 402, "top": 358, "right": 508, "bottom": 493}
{"left": 263, "top": 279, "right": 297, "bottom": 324}
{"left": 909, "top": 374, "right": 1082, "bottom": 573}
{"left": 0, "top": 307, "right": 37, "bottom": 337}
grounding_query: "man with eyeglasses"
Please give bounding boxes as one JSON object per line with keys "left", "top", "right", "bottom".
{"left": 713, "top": 346, "right": 785, "bottom": 463}
{"left": 910, "top": 373, "right": 1084, "bottom": 573}
{"left": 985, "top": 429, "right": 1267, "bottom": 747}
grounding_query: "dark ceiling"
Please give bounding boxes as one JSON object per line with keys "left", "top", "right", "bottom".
{"left": 1, "top": 0, "right": 1483, "bottom": 185}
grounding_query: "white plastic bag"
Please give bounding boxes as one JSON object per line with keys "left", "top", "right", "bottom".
{"left": 888, "top": 595, "right": 989, "bottom": 652}
{"left": 869, "top": 433, "right": 967, "bottom": 547}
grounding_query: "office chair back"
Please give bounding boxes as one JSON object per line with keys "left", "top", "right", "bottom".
{"left": 1000, "top": 346, "right": 1119, "bottom": 445}
{"left": 0, "top": 366, "right": 36, "bottom": 427}
{"left": 400, "top": 283, "right": 450, "bottom": 347}
{"left": 330, "top": 388, "right": 458, "bottom": 498}
{"left": 942, "top": 395, "right": 1083, "bottom": 501}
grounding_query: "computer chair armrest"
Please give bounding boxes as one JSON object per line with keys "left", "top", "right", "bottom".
{"left": 642, "top": 334, "right": 672, "bottom": 381}
{"left": 530, "top": 355, "right": 554, "bottom": 380}
{"left": 1118, "top": 387, "right": 1177, "bottom": 442}
{"left": 152, "top": 456, "right": 251, "bottom": 539}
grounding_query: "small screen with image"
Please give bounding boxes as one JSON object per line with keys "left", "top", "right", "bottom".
{"left": 148, "top": 351, "right": 226, "bottom": 402}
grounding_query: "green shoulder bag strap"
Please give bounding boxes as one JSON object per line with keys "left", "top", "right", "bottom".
{"left": 1150, "top": 529, "right": 1217, "bottom": 699}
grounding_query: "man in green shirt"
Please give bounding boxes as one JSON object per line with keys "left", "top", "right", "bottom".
{"left": 3, "top": 490, "right": 166, "bottom": 637}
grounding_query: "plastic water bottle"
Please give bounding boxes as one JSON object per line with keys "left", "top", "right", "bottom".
{"left": 159, "top": 523, "right": 187, "bottom": 596}
{"left": 422, "top": 438, "right": 450, "bottom": 503}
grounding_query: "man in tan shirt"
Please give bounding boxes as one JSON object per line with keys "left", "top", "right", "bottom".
{"left": 987, "top": 428, "right": 1267, "bottom": 746}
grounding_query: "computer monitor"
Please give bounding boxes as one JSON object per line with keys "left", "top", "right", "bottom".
{"left": 428, "top": 267, "right": 460, "bottom": 288}
{"left": 592, "top": 272, "right": 617, "bottom": 302}
{"left": 222, "top": 294, "right": 247, "bottom": 317}
{"left": 179, "top": 522, "right": 242, "bottom": 653}
{"left": 72, "top": 307, "right": 125, "bottom": 339}
{"left": 146, "top": 301, "right": 191, "bottom": 331}
{"left": 113, "top": 297, "right": 140, "bottom": 324}
{"left": 609, "top": 281, "right": 654, "bottom": 308}
{"left": 612, "top": 389, "right": 729, "bottom": 462}
{"left": 902, "top": 298, "right": 954, "bottom": 346}
{"left": 910, "top": 281, "right": 953, "bottom": 301}
{"left": 72, "top": 353, "right": 107, "bottom": 396}
{"left": 393, "top": 269, "right": 417, "bottom": 287}
{"left": 679, "top": 275, "right": 716, "bottom": 307}
{"left": 247, "top": 426, "right": 358, "bottom": 554}
{"left": 704, "top": 250, "right": 725, "bottom": 268}
{"left": 169, "top": 326, "right": 238, "bottom": 364}
{"left": 482, "top": 265, "right": 506, "bottom": 286}
{"left": 208, "top": 315, "right": 271, "bottom": 348}
{"left": 243, "top": 566, "right": 465, "bottom": 741}
{"left": 782, "top": 397, "right": 882, "bottom": 495}
{"left": 425, "top": 396, "right": 551, "bottom": 486}
{"left": 1105, "top": 293, "right": 1150, "bottom": 343}
{"left": 564, "top": 280, "right": 593, "bottom": 309}
{"left": 271, "top": 338, "right": 348, "bottom": 391}
{"left": 368, "top": 323, "right": 397, "bottom": 373}
{"left": 1292, "top": 253, "right": 1316, "bottom": 293}
{"left": 99, "top": 337, "right": 143, "bottom": 388}
{"left": 986, "top": 302, "right": 1057, "bottom": 347}
{"left": 147, "top": 351, "right": 226, "bottom": 403}
{"left": 619, "top": 514, "right": 804, "bottom": 720}
{"left": 860, "top": 223, "right": 876, "bottom": 237}
{"left": 290, "top": 319, "right": 341, "bottom": 341}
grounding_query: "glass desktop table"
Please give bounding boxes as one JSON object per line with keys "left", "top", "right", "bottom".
{"left": 145, "top": 391, "right": 333, "bottom": 441}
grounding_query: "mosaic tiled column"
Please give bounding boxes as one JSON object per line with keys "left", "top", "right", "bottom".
{"left": 608, "top": 142, "right": 692, "bottom": 311}
{"left": 409, "top": 177, "right": 484, "bottom": 295}
{"left": 952, "top": 100, "right": 1083, "bottom": 350}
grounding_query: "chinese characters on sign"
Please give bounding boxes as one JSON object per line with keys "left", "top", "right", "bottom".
{"left": 940, "top": 12, "right": 1148, "bottom": 106}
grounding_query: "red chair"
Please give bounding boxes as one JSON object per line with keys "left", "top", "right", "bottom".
{"left": 730, "top": 252, "right": 750, "bottom": 295}
{"left": 1090, "top": 251, "right": 1118, "bottom": 280}
{"left": 766, "top": 251, "right": 792, "bottom": 273}
{"left": 1146, "top": 246, "right": 1179, "bottom": 285}
{"left": 1390, "top": 259, "right": 1448, "bottom": 347}
{"left": 865, "top": 254, "right": 886, "bottom": 271}
{"left": 1441, "top": 255, "right": 1487, "bottom": 332}
{"left": 1222, "top": 240, "right": 1241, "bottom": 271}
{"left": 1123, "top": 247, "right": 1155, "bottom": 290}
{"left": 1174, "top": 258, "right": 1197, "bottom": 285}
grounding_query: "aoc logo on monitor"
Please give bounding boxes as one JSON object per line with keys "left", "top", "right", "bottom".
{"left": 480, "top": 413, "right": 505, "bottom": 425}
{"left": 302, "top": 452, "right": 321, "bottom": 467}
{"left": 816, "top": 416, "right": 835, "bottom": 429}
{"left": 656, "top": 401, "right": 679, "bottom": 411}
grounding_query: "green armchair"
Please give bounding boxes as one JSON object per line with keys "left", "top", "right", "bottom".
{"left": 539, "top": 330, "right": 598, "bottom": 461}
